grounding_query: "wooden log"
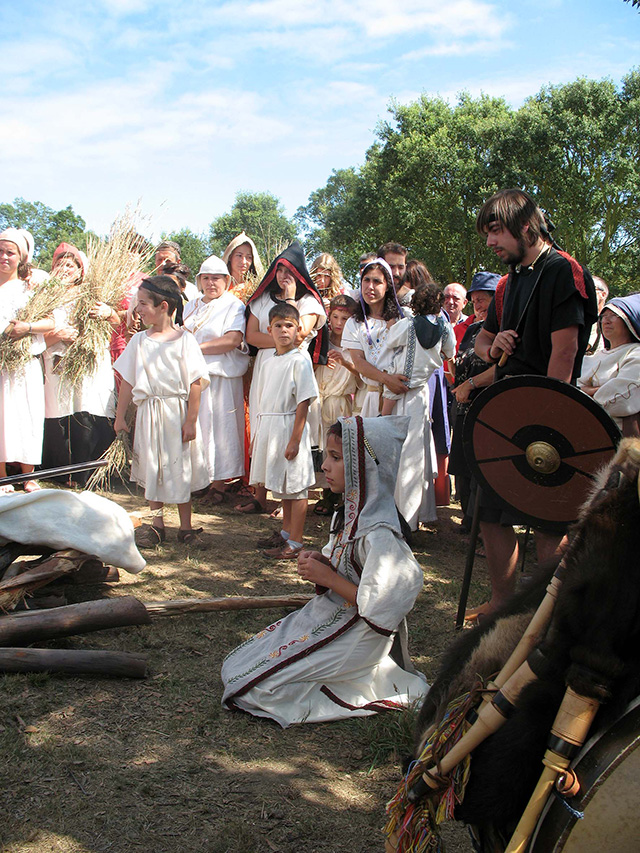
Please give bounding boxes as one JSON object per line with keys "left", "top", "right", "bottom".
{"left": 0, "top": 648, "right": 147, "bottom": 678}
{"left": 0, "top": 550, "right": 95, "bottom": 592}
{"left": 59, "top": 563, "right": 120, "bottom": 585}
{"left": 144, "top": 594, "right": 313, "bottom": 618}
{"left": 0, "top": 543, "right": 44, "bottom": 574}
{"left": 0, "top": 596, "right": 151, "bottom": 646}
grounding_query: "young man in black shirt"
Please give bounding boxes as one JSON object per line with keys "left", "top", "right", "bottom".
{"left": 468, "top": 188, "right": 597, "bottom": 621}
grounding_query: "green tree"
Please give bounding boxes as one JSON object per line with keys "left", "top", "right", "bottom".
{"left": 208, "top": 192, "right": 297, "bottom": 267}
{"left": 0, "top": 198, "right": 88, "bottom": 270}
{"left": 161, "top": 228, "right": 209, "bottom": 277}
{"left": 501, "top": 72, "right": 640, "bottom": 293}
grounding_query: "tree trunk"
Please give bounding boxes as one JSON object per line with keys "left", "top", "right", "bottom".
{"left": 144, "top": 594, "right": 313, "bottom": 618}
{"left": 0, "top": 648, "right": 147, "bottom": 678}
{"left": 0, "top": 596, "right": 151, "bottom": 646}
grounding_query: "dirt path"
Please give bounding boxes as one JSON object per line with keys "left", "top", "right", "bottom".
{"left": 0, "top": 488, "right": 490, "bottom": 853}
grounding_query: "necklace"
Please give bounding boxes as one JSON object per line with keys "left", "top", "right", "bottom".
{"left": 516, "top": 243, "right": 550, "bottom": 274}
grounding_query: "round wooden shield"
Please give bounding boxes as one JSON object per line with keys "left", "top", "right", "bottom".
{"left": 463, "top": 376, "right": 621, "bottom": 533}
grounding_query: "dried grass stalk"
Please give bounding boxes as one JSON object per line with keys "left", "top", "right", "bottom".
{"left": 86, "top": 429, "right": 135, "bottom": 493}
{"left": 0, "top": 277, "right": 73, "bottom": 373}
{"left": 58, "top": 207, "right": 154, "bottom": 387}
{"left": 232, "top": 271, "right": 260, "bottom": 304}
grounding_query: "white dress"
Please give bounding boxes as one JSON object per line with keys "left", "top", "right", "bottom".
{"left": 222, "top": 415, "right": 428, "bottom": 727}
{"left": 342, "top": 315, "right": 396, "bottom": 417}
{"left": 0, "top": 280, "right": 46, "bottom": 465}
{"left": 113, "top": 330, "right": 210, "bottom": 503}
{"left": 384, "top": 316, "right": 456, "bottom": 530}
{"left": 314, "top": 343, "right": 360, "bottom": 448}
{"left": 183, "top": 292, "right": 249, "bottom": 481}
{"left": 247, "top": 291, "right": 325, "bottom": 439}
{"left": 578, "top": 342, "right": 640, "bottom": 427}
{"left": 249, "top": 349, "right": 318, "bottom": 497}
{"left": 44, "top": 304, "right": 116, "bottom": 419}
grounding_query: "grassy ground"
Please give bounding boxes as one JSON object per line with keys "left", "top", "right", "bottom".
{"left": 0, "top": 487, "right": 491, "bottom": 853}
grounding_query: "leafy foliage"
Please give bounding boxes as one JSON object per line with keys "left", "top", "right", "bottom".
{"left": 0, "top": 197, "right": 91, "bottom": 270}
{"left": 208, "top": 191, "right": 297, "bottom": 266}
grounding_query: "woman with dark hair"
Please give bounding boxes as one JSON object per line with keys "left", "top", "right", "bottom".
{"left": 237, "top": 241, "right": 326, "bottom": 513}
{"left": 342, "top": 258, "right": 408, "bottom": 417}
{"left": 221, "top": 415, "right": 428, "bottom": 727}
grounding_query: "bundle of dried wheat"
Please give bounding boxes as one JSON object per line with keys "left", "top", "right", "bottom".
{"left": 0, "top": 277, "right": 73, "bottom": 372}
{"left": 57, "top": 208, "right": 153, "bottom": 387}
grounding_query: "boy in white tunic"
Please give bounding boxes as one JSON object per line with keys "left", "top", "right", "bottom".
{"left": 250, "top": 302, "right": 318, "bottom": 559}
{"left": 113, "top": 276, "right": 210, "bottom": 549}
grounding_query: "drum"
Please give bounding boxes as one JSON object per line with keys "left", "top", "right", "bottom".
{"left": 529, "top": 697, "right": 640, "bottom": 852}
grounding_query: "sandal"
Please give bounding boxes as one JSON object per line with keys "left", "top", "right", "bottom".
{"left": 263, "top": 542, "right": 303, "bottom": 560}
{"left": 464, "top": 601, "right": 494, "bottom": 623}
{"left": 257, "top": 530, "right": 285, "bottom": 549}
{"left": 23, "top": 480, "right": 42, "bottom": 493}
{"left": 235, "top": 497, "right": 265, "bottom": 514}
{"left": 0, "top": 484, "right": 15, "bottom": 496}
{"left": 177, "top": 527, "right": 208, "bottom": 549}
{"left": 269, "top": 505, "right": 284, "bottom": 520}
{"left": 313, "top": 501, "right": 332, "bottom": 516}
{"left": 200, "top": 487, "right": 227, "bottom": 506}
{"left": 135, "top": 524, "right": 166, "bottom": 549}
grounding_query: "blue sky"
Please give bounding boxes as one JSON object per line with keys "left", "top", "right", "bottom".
{"left": 5, "top": 0, "right": 639, "bottom": 241}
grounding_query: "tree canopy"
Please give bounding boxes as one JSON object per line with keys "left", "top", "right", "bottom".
{"left": 208, "top": 191, "right": 296, "bottom": 267}
{"left": 0, "top": 198, "right": 89, "bottom": 270}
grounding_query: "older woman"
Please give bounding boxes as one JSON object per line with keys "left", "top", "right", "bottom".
{"left": 0, "top": 228, "right": 54, "bottom": 492}
{"left": 579, "top": 292, "right": 640, "bottom": 431}
{"left": 42, "top": 242, "right": 118, "bottom": 486}
{"left": 183, "top": 256, "right": 249, "bottom": 502}
{"left": 222, "top": 232, "right": 265, "bottom": 303}
{"left": 342, "top": 258, "right": 408, "bottom": 418}
{"left": 238, "top": 241, "right": 326, "bottom": 513}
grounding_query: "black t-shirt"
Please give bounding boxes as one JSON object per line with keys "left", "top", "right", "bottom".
{"left": 483, "top": 249, "right": 592, "bottom": 382}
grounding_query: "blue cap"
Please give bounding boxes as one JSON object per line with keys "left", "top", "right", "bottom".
{"left": 468, "top": 271, "right": 500, "bottom": 293}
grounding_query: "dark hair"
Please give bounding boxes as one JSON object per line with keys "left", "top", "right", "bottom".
{"left": 18, "top": 262, "right": 33, "bottom": 281}
{"left": 139, "top": 275, "right": 183, "bottom": 319}
{"left": 354, "top": 263, "right": 401, "bottom": 322}
{"left": 476, "top": 188, "right": 545, "bottom": 247}
{"left": 359, "top": 251, "right": 377, "bottom": 269}
{"left": 268, "top": 302, "right": 300, "bottom": 324}
{"left": 411, "top": 283, "right": 443, "bottom": 317}
{"left": 163, "top": 261, "right": 192, "bottom": 288}
{"left": 403, "top": 259, "right": 434, "bottom": 290}
{"left": 378, "top": 242, "right": 407, "bottom": 259}
{"left": 268, "top": 262, "right": 307, "bottom": 301}
{"left": 328, "top": 294, "right": 357, "bottom": 315}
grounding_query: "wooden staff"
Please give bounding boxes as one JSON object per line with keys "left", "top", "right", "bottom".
{"left": 143, "top": 594, "right": 312, "bottom": 618}
{"left": 505, "top": 687, "right": 600, "bottom": 853}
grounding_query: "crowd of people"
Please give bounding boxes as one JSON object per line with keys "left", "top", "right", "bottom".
{"left": 2, "top": 185, "right": 640, "bottom": 727}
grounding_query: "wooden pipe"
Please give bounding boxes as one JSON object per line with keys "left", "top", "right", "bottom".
{"left": 505, "top": 687, "right": 600, "bottom": 853}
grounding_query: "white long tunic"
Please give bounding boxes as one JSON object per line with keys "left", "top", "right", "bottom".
{"left": 383, "top": 316, "right": 456, "bottom": 530}
{"left": 44, "top": 304, "right": 115, "bottom": 419}
{"left": 247, "top": 291, "right": 325, "bottom": 438}
{"left": 0, "top": 280, "right": 45, "bottom": 464}
{"left": 183, "top": 292, "right": 249, "bottom": 480}
{"left": 249, "top": 349, "right": 318, "bottom": 496}
{"left": 113, "top": 330, "right": 210, "bottom": 503}
{"left": 314, "top": 343, "right": 360, "bottom": 447}
{"left": 578, "top": 342, "right": 640, "bottom": 427}
{"left": 222, "top": 526, "right": 427, "bottom": 727}
{"left": 342, "top": 315, "right": 396, "bottom": 417}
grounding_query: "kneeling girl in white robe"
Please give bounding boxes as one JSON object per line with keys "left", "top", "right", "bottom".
{"left": 113, "top": 275, "right": 210, "bottom": 548}
{"left": 221, "top": 415, "right": 429, "bottom": 727}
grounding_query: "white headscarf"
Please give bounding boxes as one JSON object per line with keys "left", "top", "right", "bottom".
{"left": 0, "top": 228, "right": 34, "bottom": 263}
{"left": 222, "top": 232, "right": 265, "bottom": 281}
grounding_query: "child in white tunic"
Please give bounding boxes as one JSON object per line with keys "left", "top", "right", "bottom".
{"left": 381, "top": 284, "right": 456, "bottom": 530}
{"left": 183, "top": 256, "right": 249, "bottom": 500}
{"left": 113, "top": 276, "right": 210, "bottom": 548}
{"left": 221, "top": 415, "right": 428, "bottom": 727}
{"left": 250, "top": 302, "right": 319, "bottom": 559}
{"left": 0, "top": 228, "right": 54, "bottom": 493}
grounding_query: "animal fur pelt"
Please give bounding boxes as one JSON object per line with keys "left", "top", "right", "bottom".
{"left": 410, "top": 438, "right": 640, "bottom": 849}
